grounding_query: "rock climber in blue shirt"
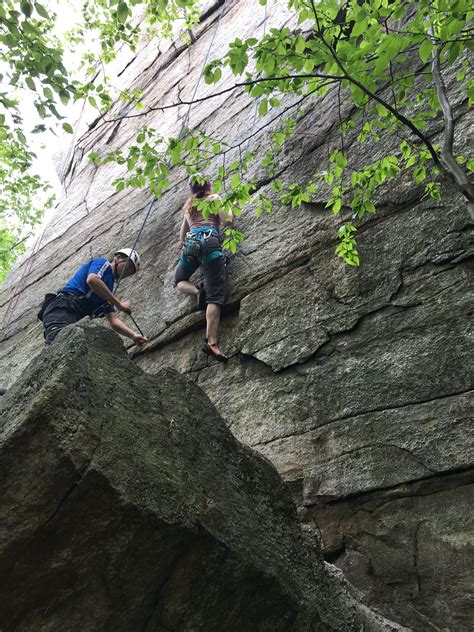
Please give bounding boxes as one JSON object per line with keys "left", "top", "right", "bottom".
{"left": 38, "top": 248, "right": 148, "bottom": 347}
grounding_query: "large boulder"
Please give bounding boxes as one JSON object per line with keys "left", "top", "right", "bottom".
{"left": 0, "top": 322, "right": 408, "bottom": 632}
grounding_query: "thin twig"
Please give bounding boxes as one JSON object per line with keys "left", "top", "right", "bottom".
{"left": 430, "top": 35, "right": 474, "bottom": 211}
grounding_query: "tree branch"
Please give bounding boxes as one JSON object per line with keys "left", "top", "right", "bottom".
{"left": 309, "top": 0, "right": 444, "bottom": 171}
{"left": 431, "top": 38, "right": 474, "bottom": 213}
{"left": 8, "top": 234, "right": 29, "bottom": 252}
{"left": 83, "top": 72, "right": 342, "bottom": 138}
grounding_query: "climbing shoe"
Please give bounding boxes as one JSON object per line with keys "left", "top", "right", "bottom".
{"left": 202, "top": 339, "right": 228, "bottom": 363}
{"left": 196, "top": 284, "right": 207, "bottom": 311}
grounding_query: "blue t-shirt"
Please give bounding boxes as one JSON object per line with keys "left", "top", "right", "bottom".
{"left": 60, "top": 258, "right": 115, "bottom": 317}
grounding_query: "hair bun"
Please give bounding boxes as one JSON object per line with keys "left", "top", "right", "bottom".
{"left": 189, "top": 176, "right": 212, "bottom": 195}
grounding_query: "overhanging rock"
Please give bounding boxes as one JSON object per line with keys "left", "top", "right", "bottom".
{"left": 0, "top": 321, "right": 409, "bottom": 631}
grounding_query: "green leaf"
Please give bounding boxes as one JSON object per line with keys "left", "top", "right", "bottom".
{"left": 335, "top": 152, "right": 347, "bottom": 169}
{"left": 332, "top": 199, "right": 342, "bottom": 214}
{"left": 258, "top": 99, "right": 268, "bottom": 117}
{"left": 414, "top": 166, "right": 426, "bottom": 183}
{"left": 468, "top": 81, "right": 474, "bottom": 105}
{"left": 59, "top": 91, "right": 69, "bottom": 105}
{"left": 89, "top": 151, "right": 100, "bottom": 165}
{"left": 117, "top": 2, "right": 129, "bottom": 23}
{"left": 295, "top": 36, "right": 305, "bottom": 55}
{"left": 447, "top": 42, "right": 461, "bottom": 65}
{"left": 419, "top": 39, "right": 432, "bottom": 63}
{"left": 400, "top": 140, "right": 411, "bottom": 160}
{"left": 272, "top": 132, "right": 285, "bottom": 146}
{"left": 62, "top": 122, "right": 74, "bottom": 134}
{"left": 350, "top": 84, "right": 367, "bottom": 106}
{"left": 231, "top": 173, "right": 241, "bottom": 188}
{"left": 352, "top": 18, "right": 368, "bottom": 38}
{"left": 34, "top": 3, "right": 49, "bottom": 19}
{"left": 20, "top": 1, "right": 33, "bottom": 17}
{"left": 25, "top": 77, "right": 35, "bottom": 91}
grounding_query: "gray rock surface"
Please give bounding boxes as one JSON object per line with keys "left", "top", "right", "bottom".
{"left": 0, "top": 0, "right": 473, "bottom": 629}
{"left": 0, "top": 321, "right": 409, "bottom": 632}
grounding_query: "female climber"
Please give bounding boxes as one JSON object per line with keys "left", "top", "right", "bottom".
{"left": 174, "top": 175, "right": 233, "bottom": 363}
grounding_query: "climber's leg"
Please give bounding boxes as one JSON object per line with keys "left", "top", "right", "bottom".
{"left": 174, "top": 255, "right": 203, "bottom": 309}
{"left": 176, "top": 280, "right": 198, "bottom": 296}
{"left": 201, "top": 250, "right": 228, "bottom": 362}
{"left": 205, "top": 303, "right": 221, "bottom": 344}
{"left": 42, "top": 298, "right": 81, "bottom": 346}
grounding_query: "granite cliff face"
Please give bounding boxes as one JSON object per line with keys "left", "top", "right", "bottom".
{"left": 0, "top": 1, "right": 472, "bottom": 630}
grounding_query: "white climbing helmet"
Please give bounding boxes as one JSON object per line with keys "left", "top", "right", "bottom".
{"left": 115, "top": 248, "right": 141, "bottom": 272}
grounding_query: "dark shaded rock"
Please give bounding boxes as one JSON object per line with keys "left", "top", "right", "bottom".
{"left": 304, "top": 471, "right": 474, "bottom": 632}
{"left": 0, "top": 322, "right": 408, "bottom": 632}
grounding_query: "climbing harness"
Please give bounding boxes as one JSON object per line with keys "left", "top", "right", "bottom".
{"left": 183, "top": 233, "right": 202, "bottom": 258}
{"left": 37, "top": 292, "right": 59, "bottom": 322}
{"left": 183, "top": 227, "right": 220, "bottom": 259}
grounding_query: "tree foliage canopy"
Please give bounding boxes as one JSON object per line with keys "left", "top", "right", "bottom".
{"left": 0, "top": 0, "right": 472, "bottom": 281}
{"left": 91, "top": 0, "right": 474, "bottom": 265}
{"left": 0, "top": 0, "right": 200, "bottom": 281}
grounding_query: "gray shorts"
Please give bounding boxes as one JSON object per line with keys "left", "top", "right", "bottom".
{"left": 174, "top": 235, "right": 227, "bottom": 305}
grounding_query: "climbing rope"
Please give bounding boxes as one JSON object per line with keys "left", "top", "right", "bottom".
{"left": 221, "top": 0, "right": 268, "bottom": 268}
{"left": 62, "top": 98, "right": 88, "bottom": 185}
{"left": 116, "top": 0, "right": 270, "bottom": 311}
{"left": 245, "top": 1, "right": 268, "bottom": 154}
